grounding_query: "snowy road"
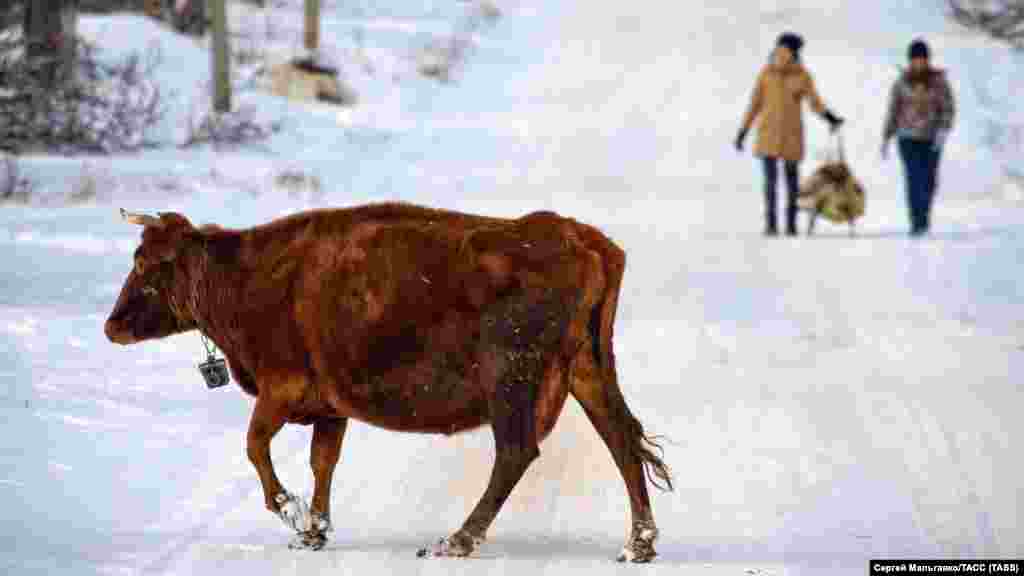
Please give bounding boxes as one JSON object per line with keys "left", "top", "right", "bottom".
{"left": 2, "top": 0, "right": 1022, "bottom": 574}
{"left": 3, "top": 208, "right": 1021, "bottom": 575}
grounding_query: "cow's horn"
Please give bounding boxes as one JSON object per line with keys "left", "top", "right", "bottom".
{"left": 120, "top": 208, "right": 163, "bottom": 228}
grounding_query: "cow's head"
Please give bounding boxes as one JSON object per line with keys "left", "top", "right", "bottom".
{"left": 105, "top": 209, "right": 198, "bottom": 345}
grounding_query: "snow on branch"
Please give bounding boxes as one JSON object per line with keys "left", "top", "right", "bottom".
{"left": 948, "top": 0, "right": 1024, "bottom": 48}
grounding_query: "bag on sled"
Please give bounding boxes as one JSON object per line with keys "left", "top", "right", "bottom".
{"left": 796, "top": 132, "right": 866, "bottom": 236}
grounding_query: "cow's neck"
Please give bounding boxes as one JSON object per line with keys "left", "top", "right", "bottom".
{"left": 180, "top": 231, "right": 252, "bottom": 362}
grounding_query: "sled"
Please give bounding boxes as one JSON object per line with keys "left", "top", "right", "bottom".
{"left": 797, "top": 131, "right": 866, "bottom": 237}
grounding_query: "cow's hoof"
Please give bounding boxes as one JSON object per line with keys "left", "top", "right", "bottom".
{"left": 416, "top": 531, "right": 482, "bottom": 558}
{"left": 274, "top": 491, "right": 311, "bottom": 533}
{"left": 616, "top": 520, "right": 658, "bottom": 563}
{"left": 310, "top": 511, "right": 332, "bottom": 533}
{"left": 288, "top": 530, "right": 327, "bottom": 551}
{"left": 287, "top": 512, "right": 331, "bottom": 551}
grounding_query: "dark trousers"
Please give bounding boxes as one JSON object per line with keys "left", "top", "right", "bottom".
{"left": 762, "top": 157, "right": 800, "bottom": 234}
{"left": 898, "top": 137, "right": 942, "bottom": 233}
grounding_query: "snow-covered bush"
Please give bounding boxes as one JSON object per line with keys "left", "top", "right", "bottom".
{"left": 181, "top": 97, "right": 283, "bottom": 150}
{"left": 948, "top": 0, "right": 1024, "bottom": 49}
{"left": 415, "top": 0, "right": 502, "bottom": 83}
{"left": 0, "top": 30, "right": 166, "bottom": 154}
{"left": 972, "top": 43, "right": 1024, "bottom": 184}
{"left": 947, "top": 2, "right": 1024, "bottom": 200}
{"left": 68, "top": 161, "right": 119, "bottom": 203}
{"left": 273, "top": 168, "right": 322, "bottom": 201}
{"left": 1, "top": 155, "right": 32, "bottom": 201}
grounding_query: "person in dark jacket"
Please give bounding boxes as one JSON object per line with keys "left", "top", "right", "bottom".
{"left": 882, "top": 39, "right": 956, "bottom": 236}
{"left": 736, "top": 33, "right": 844, "bottom": 236}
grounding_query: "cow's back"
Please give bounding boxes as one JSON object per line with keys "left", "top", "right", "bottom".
{"left": 278, "top": 205, "right": 614, "bottom": 433}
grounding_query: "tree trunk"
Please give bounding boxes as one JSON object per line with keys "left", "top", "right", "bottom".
{"left": 304, "top": 0, "right": 318, "bottom": 54}
{"left": 23, "top": 0, "right": 75, "bottom": 87}
{"left": 60, "top": 0, "right": 77, "bottom": 85}
{"left": 210, "top": 0, "right": 230, "bottom": 112}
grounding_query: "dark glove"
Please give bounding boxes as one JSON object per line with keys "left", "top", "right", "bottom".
{"left": 823, "top": 110, "right": 844, "bottom": 132}
{"left": 735, "top": 128, "right": 747, "bottom": 151}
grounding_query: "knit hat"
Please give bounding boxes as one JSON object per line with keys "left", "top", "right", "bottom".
{"left": 777, "top": 32, "right": 804, "bottom": 57}
{"left": 908, "top": 39, "right": 930, "bottom": 60}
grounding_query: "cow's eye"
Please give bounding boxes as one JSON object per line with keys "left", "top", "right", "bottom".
{"left": 142, "top": 286, "right": 157, "bottom": 296}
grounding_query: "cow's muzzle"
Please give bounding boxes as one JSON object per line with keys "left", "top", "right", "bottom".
{"left": 104, "top": 318, "right": 136, "bottom": 345}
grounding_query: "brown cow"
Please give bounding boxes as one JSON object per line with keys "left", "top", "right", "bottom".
{"left": 104, "top": 202, "right": 672, "bottom": 561}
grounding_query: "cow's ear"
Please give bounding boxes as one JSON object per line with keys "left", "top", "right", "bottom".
{"left": 156, "top": 212, "right": 195, "bottom": 231}
{"left": 141, "top": 213, "right": 197, "bottom": 263}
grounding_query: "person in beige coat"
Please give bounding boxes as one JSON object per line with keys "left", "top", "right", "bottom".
{"left": 736, "top": 33, "right": 844, "bottom": 236}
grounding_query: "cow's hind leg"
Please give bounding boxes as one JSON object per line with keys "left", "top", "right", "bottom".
{"left": 290, "top": 417, "right": 348, "bottom": 551}
{"left": 416, "top": 417, "right": 539, "bottom": 558}
{"left": 418, "top": 291, "right": 572, "bottom": 558}
{"left": 570, "top": 344, "right": 670, "bottom": 562}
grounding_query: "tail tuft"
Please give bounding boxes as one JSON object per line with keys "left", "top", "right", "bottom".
{"left": 634, "top": 427, "right": 673, "bottom": 492}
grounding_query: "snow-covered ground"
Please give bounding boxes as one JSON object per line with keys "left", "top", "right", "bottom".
{"left": 1, "top": 0, "right": 1022, "bottom": 574}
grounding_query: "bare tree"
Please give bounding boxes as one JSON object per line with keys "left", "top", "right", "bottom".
{"left": 211, "top": 0, "right": 230, "bottom": 111}
{"left": 948, "top": 0, "right": 1024, "bottom": 49}
{"left": 23, "top": 0, "right": 83, "bottom": 87}
{"left": 2, "top": 3, "right": 25, "bottom": 31}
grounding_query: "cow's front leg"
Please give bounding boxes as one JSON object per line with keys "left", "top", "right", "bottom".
{"left": 289, "top": 417, "right": 348, "bottom": 551}
{"left": 247, "top": 397, "right": 308, "bottom": 534}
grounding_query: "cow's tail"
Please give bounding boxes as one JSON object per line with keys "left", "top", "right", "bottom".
{"left": 592, "top": 239, "right": 673, "bottom": 493}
